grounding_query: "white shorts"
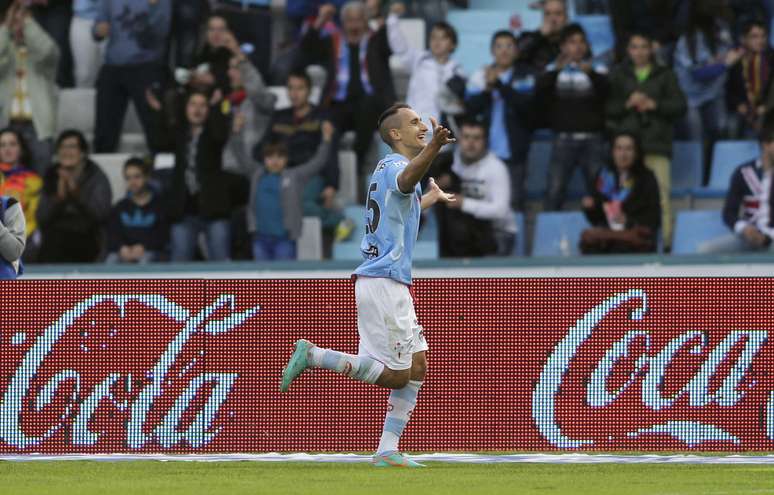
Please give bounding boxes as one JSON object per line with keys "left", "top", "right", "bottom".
{"left": 355, "top": 276, "right": 428, "bottom": 371}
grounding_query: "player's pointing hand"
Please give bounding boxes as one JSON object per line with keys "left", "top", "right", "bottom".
{"left": 429, "top": 117, "right": 456, "bottom": 147}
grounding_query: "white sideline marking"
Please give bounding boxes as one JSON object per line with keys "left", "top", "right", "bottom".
{"left": 2, "top": 453, "right": 774, "bottom": 464}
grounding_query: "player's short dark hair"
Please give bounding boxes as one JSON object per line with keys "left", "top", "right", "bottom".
{"left": 261, "top": 139, "right": 289, "bottom": 158}
{"left": 432, "top": 21, "right": 458, "bottom": 49}
{"left": 123, "top": 157, "right": 151, "bottom": 176}
{"left": 559, "top": 23, "right": 587, "bottom": 45}
{"left": 490, "top": 30, "right": 517, "bottom": 50}
{"left": 377, "top": 103, "right": 411, "bottom": 145}
{"left": 287, "top": 69, "right": 312, "bottom": 89}
{"left": 56, "top": 129, "right": 89, "bottom": 154}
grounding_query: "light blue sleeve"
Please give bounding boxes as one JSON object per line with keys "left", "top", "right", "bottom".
{"left": 382, "top": 159, "right": 412, "bottom": 196}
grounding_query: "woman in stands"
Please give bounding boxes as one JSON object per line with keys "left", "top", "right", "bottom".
{"left": 579, "top": 132, "right": 661, "bottom": 254}
{"left": 0, "top": 128, "right": 42, "bottom": 259}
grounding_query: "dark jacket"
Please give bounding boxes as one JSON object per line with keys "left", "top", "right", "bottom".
{"left": 517, "top": 30, "right": 560, "bottom": 70}
{"left": 606, "top": 62, "right": 687, "bottom": 156}
{"left": 584, "top": 166, "right": 661, "bottom": 232}
{"left": 168, "top": 103, "right": 232, "bottom": 221}
{"left": 535, "top": 62, "right": 610, "bottom": 133}
{"left": 37, "top": 159, "right": 112, "bottom": 234}
{"left": 725, "top": 50, "right": 774, "bottom": 113}
{"left": 298, "top": 24, "right": 395, "bottom": 108}
{"left": 108, "top": 192, "right": 169, "bottom": 252}
{"left": 37, "top": 159, "right": 113, "bottom": 262}
{"left": 268, "top": 105, "right": 339, "bottom": 188}
{"left": 722, "top": 159, "right": 766, "bottom": 233}
{"left": 465, "top": 63, "right": 536, "bottom": 163}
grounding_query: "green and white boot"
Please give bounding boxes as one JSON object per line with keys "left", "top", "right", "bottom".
{"left": 280, "top": 339, "right": 314, "bottom": 392}
{"left": 372, "top": 452, "right": 425, "bottom": 468}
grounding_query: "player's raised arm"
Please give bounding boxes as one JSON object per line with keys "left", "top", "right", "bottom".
{"left": 397, "top": 117, "right": 455, "bottom": 193}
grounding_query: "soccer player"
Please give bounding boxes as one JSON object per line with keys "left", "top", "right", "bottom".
{"left": 280, "top": 103, "right": 456, "bottom": 467}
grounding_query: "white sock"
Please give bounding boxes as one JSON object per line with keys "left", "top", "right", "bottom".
{"left": 308, "top": 346, "right": 384, "bottom": 384}
{"left": 376, "top": 380, "right": 422, "bottom": 455}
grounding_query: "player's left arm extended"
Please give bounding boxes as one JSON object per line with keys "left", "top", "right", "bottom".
{"left": 420, "top": 178, "right": 455, "bottom": 210}
{"left": 397, "top": 118, "right": 455, "bottom": 194}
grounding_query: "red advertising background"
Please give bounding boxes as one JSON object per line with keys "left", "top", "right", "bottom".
{"left": 1, "top": 278, "right": 773, "bottom": 453}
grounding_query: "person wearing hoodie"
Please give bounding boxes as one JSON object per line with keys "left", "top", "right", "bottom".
{"left": 248, "top": 121, "right": 334, "bottom": 260}
{"left": 37, "top": 129, "right": 112, "bottom": 262}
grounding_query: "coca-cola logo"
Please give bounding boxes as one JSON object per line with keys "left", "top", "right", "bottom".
{"left": 533, "top": 290, "right": 771, "bottom": 448}
{"left": 0, "top": 295, "right": 260, "bottom": 450}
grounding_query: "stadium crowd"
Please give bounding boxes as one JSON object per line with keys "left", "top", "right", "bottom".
{"left": 1, "top": 0, "right": 774, "bottom": 265}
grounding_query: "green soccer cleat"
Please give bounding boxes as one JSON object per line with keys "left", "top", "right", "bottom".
{"left": 280, "top": 339, "right": 314, "bottom": 392}
{"left": 372, "top": 452, "right": 425, "bottom": 468}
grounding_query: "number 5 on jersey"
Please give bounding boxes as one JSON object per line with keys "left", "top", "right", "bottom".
{"left": 366, "top": 182, "right": 381, "bottom": 234}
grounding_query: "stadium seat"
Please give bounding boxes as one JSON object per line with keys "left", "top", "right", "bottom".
{"left": 513, "top": 211, "right": 526, "bottom": 256}
{"left": 525, "top": 141, "right": 589, "bottom": 201}
{"left": 671, "top": 141, "right": 703, "bottom": 198}
{"left": 671, "top": 210, "right": 728, "bottom": 255}
{"left": 531, "top": 211, "right": 590, "bottom": 257}
{"left": 455, "top": 33, "right": 493, "bottom": 75}
{"left": 297, "top": 216, "right": 323, "bottom": 260}
{"left": 269, "top": 86, "right": 322, "bottom": 109}
{"left": 575, "top": 15, "right": 615, "bottom": 57}
{"left": 693, "top": 140, "right": 759, "bottom": 199}
{"left": 447, "top": 10, "right": 512, "bottom": 35}
{"left": 337, "top": 151, "right": 358, "bottom": 206}
{"left": 92, "top": 153, "right": 132, "bottom": 202}
{"left": 57, "top": 88, "right": 96, "bottom": 134}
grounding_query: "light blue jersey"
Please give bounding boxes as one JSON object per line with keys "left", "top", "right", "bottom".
{"left": 353, "top": 153, "right": 422, "bottom": 285}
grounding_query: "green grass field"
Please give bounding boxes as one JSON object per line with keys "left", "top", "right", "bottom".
{"left": 1, "top": 461, "right": 773, "bottom": 495}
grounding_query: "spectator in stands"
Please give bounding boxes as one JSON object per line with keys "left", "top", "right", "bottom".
{"left": 267, "top": 70, "right": 346, "bottom": 255}
{"left": 387, "top": 2, "right": 466, "bottom": 135}
{"left": 210, "top": 0, "right": 272, "bottom": 79}
{"left": 0, "top": 192, "right": 25, "bottom": 278}
{"left": 580, "top": 132, "right": 661, "bottom": 254}
{"left": 518, "top": 0, "right": 568, "bottom": 70}
{"left": 435, "top": 118, "right": 517, "bottom": 257}
{"left": 92, "top": 0, "right": 171, "bottom": 153}
{"left": 189, "top": 13, "right": 239, "bottom": 96}
{"left": 698, "top": 126, "right": 774, "bottom": 254}
{"left": 466, "top": 30, "right": 536, "bottom": 211}
{"left": 170, "top": 0, "right": 207, "bottom": 68}
{"left": 536, "top": 23, "right": 609, "bottom": 211}
{"left": 37, "top": 130, "right": 112, "bottom": 263}
{"left": 606, "top": 31, "right": 687, "bottom": 249}
{"left": 29, "top": 0, "right": 73, "bottom": 88}
{"left": 297, "top": 1, "right": 395, "bottom": 169}
{"left": 0, "top": 128, "right": 42, "bottom": 258}
{"left": 70, "top": 0, "right": 103, "bottom": 87}
{"left": 0, "top": 0, "right": 59, "bottom": 173}
{"left": 726, "top": 20, "right": 774, "bottom": 138}
{"left": 167, "top": 90, "right": 232, "bottom": 262}
{"left": 106, "top": 157, "right": 168, "bottom": 263}
{"left": 248, "top": 121, "right": 335, "bottom": 261}
{"left": 222, "top": 53, "right": 277, "bottom": 177}
{"left": 673, "top": 2, "right": 739, "bottom": 145}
